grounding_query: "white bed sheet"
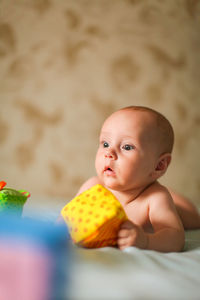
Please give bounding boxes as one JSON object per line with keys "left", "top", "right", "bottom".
{"left": 23, "top": 197, "right": 200, "bottom": 300}
{"left": 68, "top": 233, "right": 200, "bottom": 300}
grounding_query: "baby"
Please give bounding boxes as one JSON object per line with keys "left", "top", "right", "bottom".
{"left": 75, "top": 106, "right": 200, "bottom": 252}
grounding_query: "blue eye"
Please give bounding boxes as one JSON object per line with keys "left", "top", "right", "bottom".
{"left": 103, "top": 142, "right": 109, "bottom": 148}
{"left": 122, "top": 144, "right": 134, "bottom": 151}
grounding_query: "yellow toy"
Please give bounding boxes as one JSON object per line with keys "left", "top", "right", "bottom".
{"left": 61, "top": 184, "right": 128, "bottom": 248}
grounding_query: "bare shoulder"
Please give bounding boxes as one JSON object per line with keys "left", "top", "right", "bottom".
{"left": 144, "top": 181, "right": 175, "bottom": 210}
{"left": 145, "top": 182, "right": 184, "bottom": 231}
{"left": 76, "top": 176, "right": 102, "bottom": 196}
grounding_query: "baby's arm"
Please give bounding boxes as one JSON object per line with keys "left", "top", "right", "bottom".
{"left": 146, "top": 189, "right": 185, "bottom": 252}
{"left": 118, "top": 185, "right": 185, "bottom": 252}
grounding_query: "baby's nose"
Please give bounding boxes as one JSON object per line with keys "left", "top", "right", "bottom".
{"left": 104, "top": 150, "right": 116, "bottom": 160}
{"left": 105, "top": 153, "right": 112, "bottom": 158}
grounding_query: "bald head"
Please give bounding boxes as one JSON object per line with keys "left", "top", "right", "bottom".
{"left": 119, "top": 106, "right": 174, "bottom": 154}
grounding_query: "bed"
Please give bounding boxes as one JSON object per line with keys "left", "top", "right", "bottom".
{"left": 22, "top": 196, "right": 200, "bottom": 300}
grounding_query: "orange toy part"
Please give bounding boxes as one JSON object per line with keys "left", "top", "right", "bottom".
{"left": 0, "top": 181, "right": 7, "bottom": 190}
{"left": 61, "top": 184, "right": 128, "bottom": 248}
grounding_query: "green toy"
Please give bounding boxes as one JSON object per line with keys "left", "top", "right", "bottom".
{"left": 0, "top": 181, "right": 30, "bottom": 215}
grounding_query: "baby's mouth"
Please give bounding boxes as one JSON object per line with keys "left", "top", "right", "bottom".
{"left": 106, "top": 167, "right": 112, "bottom": 171}
{"left": 104, "top": 166, "right": 112, "bottom": 171}
{"left": 104, "top": 166, "right": 116, "bottom": 176}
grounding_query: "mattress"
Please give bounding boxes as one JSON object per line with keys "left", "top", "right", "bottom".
{"left": 23, "top": 196, "right": 200, "bottom": 300}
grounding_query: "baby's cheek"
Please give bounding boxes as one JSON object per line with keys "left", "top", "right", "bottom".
{"left": 95, "top": 154, "right": 102, "bottom": 174}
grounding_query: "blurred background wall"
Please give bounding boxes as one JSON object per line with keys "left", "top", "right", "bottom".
{"left": 0, "top": 0, "right": 200, "bottom": 204}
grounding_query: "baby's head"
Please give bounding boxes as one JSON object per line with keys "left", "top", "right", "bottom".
{"left": 95, "top": 106, "right": 174, "bottom": 192}
{"left": 119, "top": 106, "right": 174, "bottom": 155}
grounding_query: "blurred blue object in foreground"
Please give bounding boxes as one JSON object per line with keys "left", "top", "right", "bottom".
{"left": 0, "top": 215, "right": 69, "bottom": 300}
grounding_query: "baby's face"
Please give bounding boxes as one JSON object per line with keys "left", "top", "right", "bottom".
{"left": 95, "top": 109, "right": 160, "bottom": 193}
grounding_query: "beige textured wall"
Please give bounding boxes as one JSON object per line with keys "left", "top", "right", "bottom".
{"left": 0, "top": 0, "right": 200, "bottom": 204}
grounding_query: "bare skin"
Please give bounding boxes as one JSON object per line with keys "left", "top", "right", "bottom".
{"left": 75, "top": 107, "right": 200, "bottom": 252}
{"left": 77, "top": 176, "right": 187, "bottom": 252}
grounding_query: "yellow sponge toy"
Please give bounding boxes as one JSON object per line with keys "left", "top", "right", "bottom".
{"left": 61, "top": 184, "right": 128, "bottom": 248}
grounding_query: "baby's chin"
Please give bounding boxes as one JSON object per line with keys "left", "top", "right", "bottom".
{"left": 96, "top": 171, "right": 124, "bottom": 191}
{"left": 101, "top": 178, "right": 123, "bottom": 192}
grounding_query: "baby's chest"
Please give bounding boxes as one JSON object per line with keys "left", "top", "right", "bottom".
{"left": 124, "top": 200, "right": 151, "bottom": 229}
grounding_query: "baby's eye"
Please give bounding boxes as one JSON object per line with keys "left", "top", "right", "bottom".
{"left": 122, "top": 144, "right": 134, "bottom": 151}
{"left": 103, "top": 142, "right": 109, "bottom": 148}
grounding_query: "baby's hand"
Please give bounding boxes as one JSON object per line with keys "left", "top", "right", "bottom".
{"left": 117, "top": 220, "right": 148, "bottom": 250}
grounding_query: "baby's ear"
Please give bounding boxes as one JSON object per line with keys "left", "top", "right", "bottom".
{"left": 154, "top": 153, "right": 171, "bottom": 178}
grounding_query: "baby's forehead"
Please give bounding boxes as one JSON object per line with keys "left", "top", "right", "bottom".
{"left": 101, "top": 110, "right": 157, "bottom": 138}
{"left": 112, "top": 108, "right": 154, "bottom": 119}
{"left": 104, "top": 109, "right": 156, "bottom": 128}
{"left": 100, "top": 108, "right": 173, "bottom": 153}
